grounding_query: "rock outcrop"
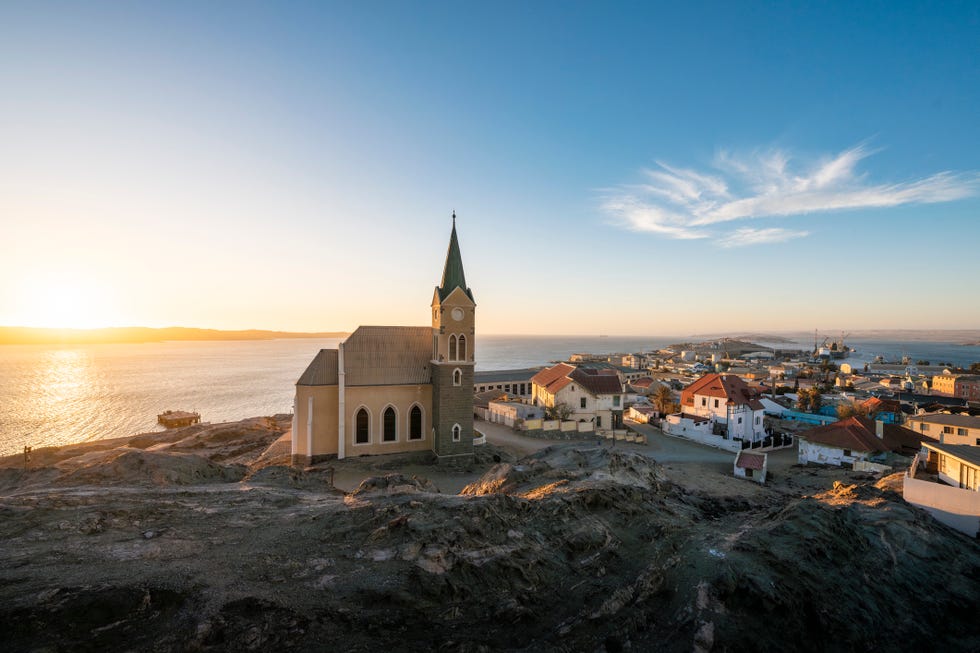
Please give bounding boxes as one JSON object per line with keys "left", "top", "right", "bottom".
{"left": 0, "top": 419, "right": 977, "bottom": 652}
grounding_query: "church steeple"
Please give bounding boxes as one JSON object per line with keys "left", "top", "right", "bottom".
{"left": 437, "top": 212, "right": 474, "bottom": 302}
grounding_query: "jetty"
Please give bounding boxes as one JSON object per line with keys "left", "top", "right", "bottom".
{"left": 157, "top": 410, "right": 201, "bottom": 428}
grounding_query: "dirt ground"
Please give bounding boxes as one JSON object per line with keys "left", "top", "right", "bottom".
{"left": 1, "top": 415, "right": 978, "bottom": 652}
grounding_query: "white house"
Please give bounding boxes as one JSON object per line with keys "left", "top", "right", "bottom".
{"left": 530, "top": 363, "right": 624, "bottom": 430}
{"left": 627, "top": 404, "right": 659, "bottom": 424}
{"left": 487, "top": 400, "right": 544, "bottom": 428}
{"left": 678, "top": 373, "right": 766, "bottom": 442}
{"left": 797, "top": 416, "right": 923, "bottom": 467}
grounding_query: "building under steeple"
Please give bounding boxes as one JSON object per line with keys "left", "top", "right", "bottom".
{"left": 292, "top": 216, "right": 476, "bottom": 466}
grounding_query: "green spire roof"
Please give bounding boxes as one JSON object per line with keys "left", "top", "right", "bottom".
{"left": 438, "top": 213, "right": 474, "bottom": 302}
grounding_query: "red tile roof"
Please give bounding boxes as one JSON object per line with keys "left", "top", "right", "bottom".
{"left": 681, "top": 373, "right": 764, "bottom": 410}
{"left": 631, "top": 377, "right": 655, "bottom": 388}
{"left": 530, "top": 363, "right": 576, "bottom": 394}
{"left": 736, "top": 451, "right": 766, "bottom": 470}
{"left": 861, "top": 397, "right": 901, "bottom": 414}
{"left": 531, "top": 363, "right": 623, "bottom": 397}
{"left": 801, "top": 416, "right": 924, "bottom": 455}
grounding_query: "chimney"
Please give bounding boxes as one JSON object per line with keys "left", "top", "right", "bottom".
{"left": 875, "top": 419, "right": 884, "bottom": 439}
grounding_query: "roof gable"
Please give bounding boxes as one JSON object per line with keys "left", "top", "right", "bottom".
{"left": 681, "top": 373, "right": 763, "bottom": 409}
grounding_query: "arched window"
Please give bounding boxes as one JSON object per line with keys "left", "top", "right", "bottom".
{"left": 449, "top": 335, "right": 457, "bottom": 361}
{"left": 355, "top": 408, "right": 369, "bottom": 444}
{"left": 453, "top": 368, "right": 462, "bottom": 386}
{"left": 458, "top": 335, "right": 467, "bottom": 361}
{"left": 452, "top": 424, "right": 462, "bottom": 442}
{"left": 383, "top": 406, "right": 397, "bottom": 442}
{"left": 409, "top": 405, "right": 423, "bottom": 440}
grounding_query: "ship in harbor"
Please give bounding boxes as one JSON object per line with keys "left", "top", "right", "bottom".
{"left": 813, "top": 331, "right": 854, "bottom": 359}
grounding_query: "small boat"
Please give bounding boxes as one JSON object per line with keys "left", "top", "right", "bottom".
{"left": 157, "top": 410, "right": 201, "bottom": 428}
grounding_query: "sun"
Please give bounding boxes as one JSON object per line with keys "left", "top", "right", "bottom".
{"left": 14, "top": 276, "right": 120, "bottom": 330}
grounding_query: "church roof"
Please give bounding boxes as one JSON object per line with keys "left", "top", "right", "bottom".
{"left": 296, "top": 348, "right": 339, "bottom": 386}
{"left": 437, "top": 217, "right": 474, "bottom": 302}
{"left": 343, "top": 326, "right": 433, "bottom": 386}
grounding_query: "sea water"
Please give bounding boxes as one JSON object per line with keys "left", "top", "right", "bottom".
{"left": 1, "top": 335, "right": 978, "bottom": 455}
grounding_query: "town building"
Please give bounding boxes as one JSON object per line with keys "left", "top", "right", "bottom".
{"left": 734, "top": 450, "right": 767, "bottom": 483}
{"left": 679, "top": 373, "right": 766, "bottom": 442}
{"left": 797, "top": 416, "right": 923, "bottom": 467}
{"left": 473, "top": 368, "right": 543, "bottom": 399}
{"left": 904, "top": 441, "right": 980, "bottom": 537}
{"left": 861, "top": 396, "right": 903, "bottom": 423}
{"left": 931, "top": 373, "right": 980, "bottom": 401}
{"left": 530, "top": 363, "right": 624, "bottom": 429}
{"left": 292, "top": 216, "right": 476, "bottom": 466}
{"left": 487, "top": 400, "right": 544, "bottom": 428}
{"left": 627, "top": 404, "right": 659, "bottom": 424}
{"left": 905, "top": 413, "right": 980, "bottom": 447}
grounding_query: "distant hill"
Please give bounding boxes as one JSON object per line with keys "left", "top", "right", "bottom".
{"left": 0, "top": 326, "right": 349, "bottom": 345}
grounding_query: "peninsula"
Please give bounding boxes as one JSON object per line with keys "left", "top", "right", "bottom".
{"left": 0, "top": 326, "right": 348, "bottom": 346}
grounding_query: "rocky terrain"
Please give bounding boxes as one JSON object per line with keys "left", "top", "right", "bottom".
{"left": 1, "top": 418, "right": 978, "bottom": 652}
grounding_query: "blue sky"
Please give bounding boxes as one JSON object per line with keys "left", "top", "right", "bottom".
{"left": 1, "top": 2, "right": 977, "bottom": 334}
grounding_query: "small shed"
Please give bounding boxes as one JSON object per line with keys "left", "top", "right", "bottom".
{"left": 734, "top": 450, "right": 767, "bottom": 483}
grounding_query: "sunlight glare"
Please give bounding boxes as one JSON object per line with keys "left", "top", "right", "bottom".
{"left": 14, "top": 275, "right": 120, "bottom": 329}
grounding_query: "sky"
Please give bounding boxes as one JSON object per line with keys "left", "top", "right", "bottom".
{"left": 0, "top": 1, "right": 978, "bottom": 336}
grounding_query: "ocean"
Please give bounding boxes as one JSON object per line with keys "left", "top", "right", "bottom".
{"left": 1, "top": 335, "right": 978, "bottom": 456}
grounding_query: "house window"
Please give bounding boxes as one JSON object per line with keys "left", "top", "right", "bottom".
{"left": 453, "top": 368, "right": 462, "bottom": 386}
{"left": 580, "top": 397, "right": 587, "bottom": 409}
{"left": 943, "top": 426, "right": 954, "bottom": 434}
{"left": 957, "top": 428, "right": 968, "bottom": 436}
{"left": 458, "top": 335, "right": 467, "bottom": 361}
{"left": 919, "top": 423, "right": 928, "bottom": 432}
{"left": 714, "top": 399, "right": 719, "bottom": 408}
{"left": 843, "top": 449, "right": 851, "bottom": 457}
{"left": 755, "top": 416, "right": 760, "bottom": 424}
{"left": 449, "top": 335, "right": 457, "bottom": 361}
{"left": 701, "top": 398, "right": 706, "bottom": 406}
{"left": 596, "top": 416, "right": 602, "bottom": 427}
{"left": 745, "top": 468, "right": 753, "bottom": 478}
{"left": 409, "top": 405, "right": 423, "bottom": 440}
{"left": 452, "top": 424, "right": 461, "bottom": 442}
{"left": 355, "top": 408, "right": 369, "bottom": 444}
{"left": 738, "top": 417, "right": 742, "bottom": 424}
{"left": 505, "top": 384, "right": 511, "bottom": 392}
{"left": 383, "top": 407, "right": 397, "bottom": 442}
{"left": 613, "top": 396, "right": 620, "bottom": 407}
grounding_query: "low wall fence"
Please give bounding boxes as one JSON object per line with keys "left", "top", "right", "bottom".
{"left": 661, "top": 419, "right": 742, "bottom": 453}
{"left": 903, "top": 474, "right": 980, "bottom": 537}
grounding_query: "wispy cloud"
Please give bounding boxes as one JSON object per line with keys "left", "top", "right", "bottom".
{"left": 718, "top": 227, "right": 810, "bottom": 248}
{"left": 604, "top": 143, "right": 980, "bottom": 247}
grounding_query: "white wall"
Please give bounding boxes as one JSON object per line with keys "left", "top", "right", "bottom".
{"left": 662, "top": 415, "right": 742, "bottom": 452}
{"left": 798, "top": 439, "right": 870, "bottom": 466}
{"left": 904, "top": 474, "right": 980, "bottom": 537}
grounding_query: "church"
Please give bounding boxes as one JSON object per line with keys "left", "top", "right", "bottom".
{"left": 291, "top": 215, "right": 476, "bottom": 466}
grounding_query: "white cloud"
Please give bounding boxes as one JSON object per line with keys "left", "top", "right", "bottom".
{"left": 604, "top": 143, "right": 980, "bottom": 247}
{"left": 718, "top": 228, "right": 810, "bottom": 248}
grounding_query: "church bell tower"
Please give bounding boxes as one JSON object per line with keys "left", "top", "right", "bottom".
{"left": 430, "top": 212, "right": 476, "bottom": 465}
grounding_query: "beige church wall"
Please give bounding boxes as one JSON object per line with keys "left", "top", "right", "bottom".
{"left": 345, "top": 384, "right": 433, "bottom": 457}
{"left": 294, "top": 385, "right": 339, "bottom": 457}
